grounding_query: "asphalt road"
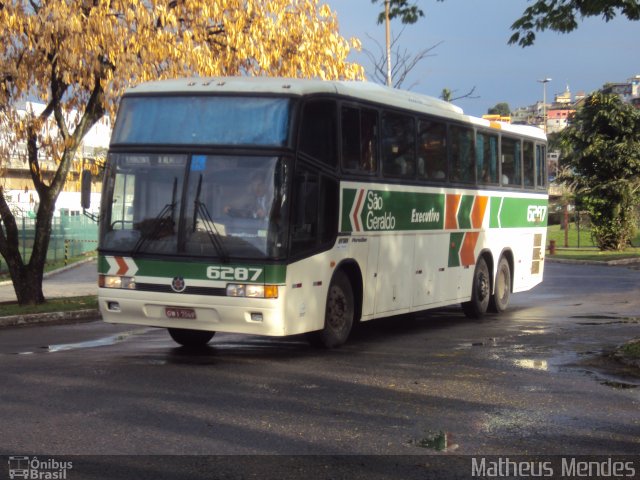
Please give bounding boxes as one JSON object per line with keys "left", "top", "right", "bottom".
{"left": 0, "top": 262, "right": 639, "bottom": 477}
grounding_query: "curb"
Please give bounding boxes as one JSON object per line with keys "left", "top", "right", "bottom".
{"left": 0, "top": 309, "right": 101, "bottom": 328}
{"left": 546, "top": 257, "right": 640, "bottom": 266}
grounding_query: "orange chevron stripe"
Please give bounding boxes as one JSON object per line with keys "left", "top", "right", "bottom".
{"left": 470, "top": 196, "right": 489, "bottom": 229}
{"left": 445, "top": 194, "right": 461, "bottom": 230}
{"left": 460, "top": 232, "right": 480, "bottom": 266}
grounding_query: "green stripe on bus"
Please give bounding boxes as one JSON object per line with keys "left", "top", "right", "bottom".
{"left": 457, "top": 195, "right": 474, "bottom": 230}
{"left": 98, "top": 256, "right": 287, "bottom": 284}
{"left": 341, "top": 188, "right": 358, "bottom": 232}
{"left": 448, "top": 232, "right": 464, "bottom": 268}
{"left": 489, "top": 197, "right": 549, "bottom": 228}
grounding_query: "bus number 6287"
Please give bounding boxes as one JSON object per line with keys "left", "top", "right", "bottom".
{"left": 206, "top": 266, "right": 263, "bottom": 282}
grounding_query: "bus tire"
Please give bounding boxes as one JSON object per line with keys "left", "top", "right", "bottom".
{"left": 168, "top": 328, "right": 215, "bottom": 347}
{"left": 462, "top": 256, "right": 490, "bottom": 319}
{"left": 308, "top": 270, "right": 354, "bottom": 348}
{"left": 489, "top": 256, "right": 511, "bottom": 313}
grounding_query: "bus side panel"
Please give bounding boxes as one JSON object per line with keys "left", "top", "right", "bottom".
{"left": 283, "top": 254, "right": 330, "bottom": 336}
{"left": 374, "top": 234, "right": 414, "bottom": 315}
{"left": 283, "top": 238, "right": 372, "bottom": 335}
{"left": 512, "top": 227, "right": 546, "bottom": 293}
{"left": 412, "top": 233, "right": 460, "bottom": 308}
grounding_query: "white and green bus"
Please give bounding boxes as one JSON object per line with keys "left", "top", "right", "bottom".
{"left": 92, "top": 77, "right": 547, "bottom": 348}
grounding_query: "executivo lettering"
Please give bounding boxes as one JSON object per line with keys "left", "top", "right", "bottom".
{"left": 411, "top": 207, "right": 440, "bottom": 224}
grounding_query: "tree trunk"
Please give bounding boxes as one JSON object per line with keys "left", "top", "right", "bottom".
{"left": 1, "top": 187, "right": 57, "bottom": 305}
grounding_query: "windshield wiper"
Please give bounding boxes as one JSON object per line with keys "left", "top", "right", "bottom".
{"left": 132, "top": 178, "right": 178, "bottom": 254}
{"left": 193, "top": 174, "right": 229, "bottom": 263}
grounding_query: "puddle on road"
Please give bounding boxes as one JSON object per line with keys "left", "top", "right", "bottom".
{"left": 601, "top": 379, "right": 638, "bottom": 389}
{"left": 574, "top": 317, "right": 640, "bottom": 326}
{"left": 11, "top": 328, "right": 152, "bottom": 355}
{"left": 513, "top": 359, "right": 549, "bottom": 371}
{"left": 520, "top": 328, "right": 548, "bottom": 335}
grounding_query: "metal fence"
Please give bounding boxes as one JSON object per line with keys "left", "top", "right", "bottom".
{"left": 0, "top": 214, "right": 98, "bottom": 274}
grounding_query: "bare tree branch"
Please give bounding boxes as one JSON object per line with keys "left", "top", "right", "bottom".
{"left": 363, "top": 29, "right": 442, "bottom": 89}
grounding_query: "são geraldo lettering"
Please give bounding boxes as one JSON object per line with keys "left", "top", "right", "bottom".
{"left": 366, "top": 191, "right": 396, "bottom": 231}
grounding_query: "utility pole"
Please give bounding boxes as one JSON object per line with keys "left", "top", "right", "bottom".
{"left": 385, "top": 0, "right": 392, "bottom": 87}
{"left": 537, "top": 77, "right": 552, "bottom": 133}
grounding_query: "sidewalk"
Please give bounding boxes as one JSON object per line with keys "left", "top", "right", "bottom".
{"left": 0, "top": 258, "right": 98, "bottom": 302}
{"left": 0, "top": 259, "right": 100, "bottom": 327}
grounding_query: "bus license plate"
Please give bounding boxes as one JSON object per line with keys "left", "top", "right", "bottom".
{"left": 165, "top": 307, "right": 196, "bottom": 319}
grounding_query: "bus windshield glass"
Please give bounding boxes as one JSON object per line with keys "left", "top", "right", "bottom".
{"left": 100, "top": 154, "right": 289, "bottom": 260}
{"left": 111, "top": 96, "right": 291, "bottom": 146}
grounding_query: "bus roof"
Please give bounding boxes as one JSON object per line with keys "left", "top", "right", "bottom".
{"left": 127, "top": 77, "right": 546, "bottom": 141}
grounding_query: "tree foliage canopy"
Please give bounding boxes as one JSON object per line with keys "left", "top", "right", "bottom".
{"left": 509, "top": 0, "right": 640, "bottom": 46}
{"left": 0, "top": 0, "right": 364, "bottom": 304}
{"left": 370, "top": 0, "right": 443, "bottom": 25}
{"left": 372, "top": 0, "right": 640, "bottom": 46}
{"left": 559, "top": 92, "right": 640, "bottom": 250}
{"left": 488, "top": 102, "right": 511, "bottom": 117}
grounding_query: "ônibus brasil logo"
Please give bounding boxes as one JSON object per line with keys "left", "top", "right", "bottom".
{"left": 8, "top": 456, "right": 73, "bottom": 479}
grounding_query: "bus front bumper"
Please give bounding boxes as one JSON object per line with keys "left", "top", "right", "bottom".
{"left": 98, "top": 287, "right": 289, "bottom": 337}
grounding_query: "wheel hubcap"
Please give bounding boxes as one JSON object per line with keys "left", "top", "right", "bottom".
{"left": 328, "top": 287, "right": 346, "bottom": 329}
{"left": 478, "top": 272, "right": 489, "bottom": 301}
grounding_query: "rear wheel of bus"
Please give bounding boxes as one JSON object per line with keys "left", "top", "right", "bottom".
{"left": 489, "top": 256, "right": 511, "bottom": 313}
{"left": 462, "top": 256, "right": 491, "bottom": 319}
{"left": 307, "top": 270, "right": 354, "bottom": 348}
{"left": 168, "top": 328, "right": 215, "bottom": 347}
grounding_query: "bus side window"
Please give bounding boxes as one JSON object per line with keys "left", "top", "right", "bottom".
{"left": 290, "top": 165, "right": 339, "bottom": 255}
{"left": 300, "top": 100, "right": 337, "bottom": 167}
{"left": 291, "top": 167, "right": 319, "bottom": 254}
{"left": 450, "top": 125, "right": 475, "bottom": 184}
{"left": 476, "top": 132, "right": 499, "bottom": 185}
{"left": 417, "top": 119, "right": 447, "bottom": 181}
{"left": 501, "top": 137, "right": 522, "bottom": 187}
{"left": 536, "top": 144, "right": 547, "bottom": 189}
{"left": 381, "top": 112, "right": 415, "bottom": 177}
{"left": 523, "top": 141, "right": 535, "bottom": 188}
{"left": 341, "top": 107, "right": 378, "bottom": 174}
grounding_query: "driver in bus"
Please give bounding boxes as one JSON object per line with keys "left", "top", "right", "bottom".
{"left": 224, "top": 172, "right": 269, "bottom": 219}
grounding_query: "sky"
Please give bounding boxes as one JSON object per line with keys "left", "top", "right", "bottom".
{"left": 325, "top": 0, "right": 638, "bottom": 117}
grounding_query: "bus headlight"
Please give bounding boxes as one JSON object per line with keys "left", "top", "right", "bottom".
{"left": 226, "top": 284, "right": 278, "bottom": 299}
{"left": 99, "top": 274, "right": 136, "bottom": 289}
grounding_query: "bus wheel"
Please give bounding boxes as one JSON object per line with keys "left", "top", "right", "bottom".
{"left": 489, "top": 256, "right": 511, "bottom": 313}
{"left": 462, "top": 256, "right": 490, "bottom": 319}
{"left": 168, "top": 328, "right": 215, "bottom": 347}
{"left": 308, "top": 270, "right": 354, "bottom": 348}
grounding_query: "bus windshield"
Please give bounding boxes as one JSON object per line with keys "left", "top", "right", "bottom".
{"left": 100, "top": 154, "right": 289, "bottom": 260}
{"left": 111, "top": 96, "right": 291, "bottom": 146}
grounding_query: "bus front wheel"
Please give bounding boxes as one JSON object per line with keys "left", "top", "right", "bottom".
{"left": 489, "top": 256, "right": 511, "bottom": 313}
{"left": 168, "top": 328, "right": 215, "bottom": 347}
{"left": 308, "top": 270, "right": 354, "bottom": 348}
{"left": 462, "top": 256, "right": 491, "bottom": 319}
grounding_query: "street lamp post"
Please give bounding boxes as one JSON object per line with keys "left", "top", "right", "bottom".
{"left": 537, "top": 77, "right": 552, "bottom": 133}
{"left": 385, "top": 0, "right": 392, "bottom": 87}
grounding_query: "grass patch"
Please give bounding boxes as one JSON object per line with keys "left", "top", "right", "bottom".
{"left": 0, "top": 295, "right": 97, "bottom": 317}
{"left": 547, "top": 223, "right": 640, "bottom": 262}
{"left": 620, "top": 340, "right": 640, "bottom": 359}
{"left": 549, "top": 247, "right": 640, "bottom": 262}
{"left": 548, "top": 223, "right": 640, "bottom": 248}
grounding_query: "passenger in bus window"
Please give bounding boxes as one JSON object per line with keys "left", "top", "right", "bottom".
{"left": 417, "top": 137, "right": 445, "bottom": 180}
